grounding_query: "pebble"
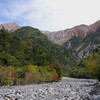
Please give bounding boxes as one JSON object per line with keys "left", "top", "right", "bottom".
{"left": 0, "top": 77, "right": 99, "bottom": 100}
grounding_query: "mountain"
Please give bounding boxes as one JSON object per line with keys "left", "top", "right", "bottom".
{"left": 0, "top": 20, "right": 100, "bottom": 59}
{"left": 42, "top": 20, "right": 100, "bottom": 59}
{"left": 42, "top": 20, "right": 100, "bottom": 45}
{"left": 76, "top": 29, "right": 100, "bottom": 59}
{"left": 42, "top": 24, "right": 90, "bottom": 45}
{"left": 63, "top": 23, "right": 100, "bottom": 59}
{"left": 0, "top": 23, "right": 21, "bottom": 32}
{"left": 13, "top": 26, "right": 75, "bottom": 66}
{"left": 0, "top": 27, "right": 75, "bottom": 67}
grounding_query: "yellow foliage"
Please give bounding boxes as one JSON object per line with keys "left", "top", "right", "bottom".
{"left": 26, "top": 65, "right": 38, "bottom": 72}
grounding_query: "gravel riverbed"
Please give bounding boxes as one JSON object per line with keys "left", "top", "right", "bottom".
{"left": 0, "top": 77, "right": 100, "bottom": 100}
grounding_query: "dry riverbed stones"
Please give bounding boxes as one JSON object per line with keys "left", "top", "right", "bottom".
{"left": 0, "top": 77, "right": 99, "bottom": 100}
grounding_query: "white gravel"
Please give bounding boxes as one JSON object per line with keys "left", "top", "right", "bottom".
{"left": 0, "top": 77, "right": 99, "bottom": 100}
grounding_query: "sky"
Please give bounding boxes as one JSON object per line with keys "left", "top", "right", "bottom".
{"left": 0, "top": 0, "right": 100, "bottom": 31}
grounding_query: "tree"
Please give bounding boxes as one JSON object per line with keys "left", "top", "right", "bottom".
{"left": 51, "top": 59, "right": 63, "bottom": 80}
{"left": 1, "top": 66, "right": 17, "bottom": 85}
{"left": 25, "top": 65, "right": 40, "bottom": 84}
{"left": 83, "top": 48, "right": 100, "bottom": 81}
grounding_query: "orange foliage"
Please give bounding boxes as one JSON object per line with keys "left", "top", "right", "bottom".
{"left": 52, "top": 72, "right": 58, "bottom": 81}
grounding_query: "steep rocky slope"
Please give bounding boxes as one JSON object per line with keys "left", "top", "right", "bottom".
{"left": 41, "top": 24, "right": 90, "bottom": 45}
{"left": 42, "top": 20, "right": 100, "bottom": 59}
{"left": 42, "top": 20, "right": 100, "bottom": 45}
{"left": 77, "top": 32, "right": 100, "bottom": 59}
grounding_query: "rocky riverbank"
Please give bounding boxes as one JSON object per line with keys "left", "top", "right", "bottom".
{"left": 89, "top": 81, "right": 100, "bottom": 100}
{"left": 0, "top": 77, "right": 99, "bottom": 100}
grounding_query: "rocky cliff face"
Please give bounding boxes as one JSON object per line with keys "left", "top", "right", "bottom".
{"left": 0, "top": 23, "right": 21, "bottom": 32}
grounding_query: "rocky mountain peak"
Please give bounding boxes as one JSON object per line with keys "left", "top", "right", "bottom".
{"left": 89, "top": 20, "right": 100, "bottom": 32}
{"left": 42, "top": 24, "right": 90, "bottom": 45}
{"left": 0, "top": 23, "right": 21, "bottom": 32}
{"left": 95, "top": 20, "right": 100, "bottom": 24}
{"left": 42, "top": 20, "right": 100, "bottom": 45}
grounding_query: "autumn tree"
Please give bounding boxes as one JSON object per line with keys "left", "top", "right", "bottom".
{"left": 83, "top": 48, "right": 100, "bottom": 81}
{"left": 25, "top": 65, "right": 40, "bottom": 84}
{"left": 0, "top": 66, "right": 17, "bottom": 85}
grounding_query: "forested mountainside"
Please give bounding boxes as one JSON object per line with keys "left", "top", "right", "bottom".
{"left": 81, "top": 47, "right": 100, "bottom": 81}
{"left": 64, "top": 47, "right": 100, "bottom": 81}
{"left": 0, "top": 27, "right": 75, "bottom": 67}
{"left": 0, "top": 27, "right": 75, "bottom": 85}
{"left": 13, "top": 26, "right": 75, "bottom": 67}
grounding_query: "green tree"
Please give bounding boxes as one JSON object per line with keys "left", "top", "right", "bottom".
{"left": 83, "top": 48, "right": 100, "bottom": 81}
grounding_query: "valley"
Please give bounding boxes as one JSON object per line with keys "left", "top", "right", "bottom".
{"left": 0, "top": 0, "right": 100, "bottom": 99}
{"left": 0, "top": 21, "right": 100, "bottom": 100}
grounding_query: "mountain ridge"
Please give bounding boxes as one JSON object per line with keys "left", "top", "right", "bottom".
{"left": 0, "top": 20, "right": 100, "bottom": 42}
{"left": 41, "top": 20, "right": 100, "bottom": 45}
{"left": 41, "top": 20, "right": 100, "bottom": 59}
{"left": 0, "top": 20, "right": 100, "bottom": 59}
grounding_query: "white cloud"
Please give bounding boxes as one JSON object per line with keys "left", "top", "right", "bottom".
{"left": 0, "top": 0, "right": 100, "bottom": 31}
{"left": 41, "top": 0, "right": 100, "bottom": 30}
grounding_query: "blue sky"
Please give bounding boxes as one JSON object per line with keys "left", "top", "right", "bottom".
{"left": 0, "top": 0, "right": 100, "bottom": 31}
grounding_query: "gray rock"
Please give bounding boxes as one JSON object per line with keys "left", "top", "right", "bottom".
{"left": 92, "top": 95, "right": 100, "bottom": 100}
{"left": 0, "top": 77, "right": 98, "bottom": 100}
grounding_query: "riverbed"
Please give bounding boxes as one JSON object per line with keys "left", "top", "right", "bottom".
{"left": 0, "top": 77, "right": 100, "bottom": 100}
